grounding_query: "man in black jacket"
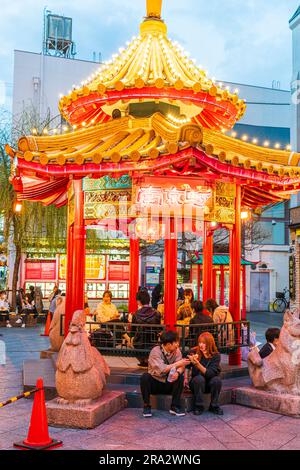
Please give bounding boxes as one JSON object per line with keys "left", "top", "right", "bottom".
{"left": 132, "top": 290, "right": 161, "bottom": 367}
{"left": 188, "top": 301, "right": 214, "bottom": 347}
{"left": 259, "top": 328, "right": 280, "bottom": 359}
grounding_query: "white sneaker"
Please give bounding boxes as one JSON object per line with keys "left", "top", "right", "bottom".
{"left": 6, "top": 323, "right": 12, "bottom": 328}
{"left": 16, "top": 318, "right": 22, "bottom": 324}
{"left": 21, "top": 324, "right": 26, "bottom": 328}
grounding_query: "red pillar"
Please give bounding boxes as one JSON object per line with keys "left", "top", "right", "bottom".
{"left": 164, "top": 219, "right": 177, "bottom": 329}
{"left": 242, "top": 265, "right": 247, "bottom": 321}
{"left": 65, "top": 179, "right": 86, "bottom": 337}
{"left": 129, "top": 238, "right": 140, "bottom": 314}
{"left": 203, "top": 222, "right": 213, "bottom": 303}
{"left": 229, "top": 185, "right": 242, "bottom": 365}
{"left": 212, "top": 268, "right": 217, "bottom": 300}
{"left": 220, "top": 265, "right": 225, "bottom": 305}
{"left": 65, "top": 224, "right": 74, "bottom": 336}
{"left": 197, "top": 264, "right": 201, "bottom": 300}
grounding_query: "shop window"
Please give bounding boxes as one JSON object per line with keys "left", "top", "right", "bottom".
{"left": 85, "top": 282, "right": 106, "bottom": 299}
{"left": 108, "top": 283, "right": 129, "bottom": 299}
{"left": 255, "top": 221, "right": 286, "bottom": 245}
{"left": 24, "top": 282, "right": 56, "bottom": 299}
{"left": 261, "top": 203, "right": 285, "bottom": 219}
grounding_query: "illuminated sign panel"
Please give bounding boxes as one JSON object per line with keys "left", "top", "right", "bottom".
{"left": 132, "top": 177, "right": 213, "bottom": 219}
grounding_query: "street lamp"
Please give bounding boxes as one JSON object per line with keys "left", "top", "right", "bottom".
{"left": 241, "top": 210, "right": 250, "bottom": 221}
{"left": 14, "top": 202, "right": 22, "bottom": 213}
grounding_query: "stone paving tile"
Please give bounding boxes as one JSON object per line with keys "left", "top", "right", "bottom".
{"left": 218, "top": 404, "right": 258, "bottom": 423}
{"left": 247, "top": 429, "right": 297, "bottom": 450}
{"left": 279, "top": 437, "right": 300, "bottom": 450}
{"left": 211, "top": 429, "right": 247, "bottom": 444}
{"left": 1, "top": 326, "right": 298, "bottom": 451}
{"left": 223, "top": 441, "right": 259, "bottom": 450}
{"left": 257, "top": 416, "right": 300, "bottom": 436}
{"left": 226, "top": 412, "right": 281, "bottom": 437}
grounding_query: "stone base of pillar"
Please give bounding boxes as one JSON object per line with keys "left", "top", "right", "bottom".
{"left": 233, "top": 387, "right": 300, "bottom": 418}
{"left": 46, "top": 390, "right": 127, "bottom": 429}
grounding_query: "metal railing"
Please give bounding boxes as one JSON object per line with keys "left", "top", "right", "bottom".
{"left": 60, "top": 316, "right": 250, "bottom": 357}
{"left": 178, "top": 321, "right": 250, "bottom": 354}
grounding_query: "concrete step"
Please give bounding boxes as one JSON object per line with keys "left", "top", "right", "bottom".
{"left": 106, "top": 384, "right": 232, "bottom": 412}
{"left": 107, "top": 364, "right": 249, "bottom": 387}
{"left": 23, "top": 357, "right": 250, "bottom": 404}
{"left": 105, "top": 378, "right": 251, "bottom": 412}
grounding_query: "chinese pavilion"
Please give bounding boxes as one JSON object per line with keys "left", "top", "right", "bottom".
{"left": 6, "top": 0, "right": 300, "bottom": 365}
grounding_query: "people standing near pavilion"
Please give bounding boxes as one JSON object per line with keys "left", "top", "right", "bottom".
{"left": 140, "top": 331, "right": 190, "bottom": 418}
{"left": 187, "top": 332, "right": 223, "bottom": 416}
{"left": 95, "top": 290, "right": 120, "bottom": 323}
{"left": 34, "top": 286, "right": 44, "bottom": 315}
{"left": 151, "top": 284, "right": 162, "bottom": 310}
{"left": 49, "top": 289, "right": 62, "bottom": 320}
{"left": 0, "top": 291, "right": 11, "bottom": 327}
{"left": 16, "top": 288, "right": 25, "bottom": 314}
{"left": 28, "top": 285, "right": 35, "bottom": 303}
{"left": 132, "top": 290, "right": 161, "bottom": 368}
{"left": 48, "top": 285, "right": 59, "bottom": 304}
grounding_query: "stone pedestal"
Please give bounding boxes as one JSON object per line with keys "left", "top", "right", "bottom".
{"left": 233, "top": 387, "right": 300, "bottom": 418}
{"left": 46, "top": 390, "right": 127, "bottom": 429}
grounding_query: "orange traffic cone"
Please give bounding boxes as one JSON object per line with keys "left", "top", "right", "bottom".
{"left": 14, "top": 378, "right": 62, "bottom": 451}
{"left": 40, "top": 312, "right": 51, "bottom": 337}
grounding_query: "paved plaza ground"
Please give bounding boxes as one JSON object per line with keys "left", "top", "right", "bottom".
{"left": 0, "top": 312, "right": 299, "bottom": 451}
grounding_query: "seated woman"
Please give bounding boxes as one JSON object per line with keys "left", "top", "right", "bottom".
{"left": 177, "top": 288, "right": 194, "bottom": 325}
{"left": 186, "top": 332, "right": 223, "bottom": 416}
{"left": 0, "top": 291, "right": 11, "bottom": 327}
{"left": 21, "top": 294, "right": 37, "bottom": 327}
{"left": 205, "top": 299, "right": 234, "bottom": 348}
{"left": 95, "top": 290, "right": 120, "bottom": 324}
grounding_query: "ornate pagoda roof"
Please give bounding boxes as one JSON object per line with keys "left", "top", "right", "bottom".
{"left": 7, "top": 0, "right": 300, "bottom": 210}
{"left": 58, "top": 0, "right": 245, "bottom": 131}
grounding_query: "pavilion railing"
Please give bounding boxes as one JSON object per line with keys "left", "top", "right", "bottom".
{"left": 59, "top": 316, "right": 250, "bottom": 357}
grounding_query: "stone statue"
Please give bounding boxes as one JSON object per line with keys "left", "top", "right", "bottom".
{"left": 248, "top": 310, "right": 300, "bottom": 395}
{"left": 56, "top": 310, "right": 110, "bottom": 404}
{"left": 49, "top": 296, "right": 65, "bottom": 352}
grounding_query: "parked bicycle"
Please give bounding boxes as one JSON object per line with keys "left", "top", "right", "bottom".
{"left": 272, "top": 288, "right": 290, "bottom": 313}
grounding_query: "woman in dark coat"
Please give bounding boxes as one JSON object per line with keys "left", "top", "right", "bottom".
{"left": 186, "top": 332, "right": 223, "bottom": 416}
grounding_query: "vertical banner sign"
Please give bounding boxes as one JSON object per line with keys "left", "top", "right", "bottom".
{"left": 289, "top": 255, "right": 295, "bottom": 301}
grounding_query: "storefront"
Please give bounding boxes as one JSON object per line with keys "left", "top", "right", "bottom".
{"left": 21, "top": 253, "right": 130, "bottom": 301}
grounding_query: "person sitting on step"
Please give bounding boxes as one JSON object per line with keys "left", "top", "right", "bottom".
{"left": 0, "top": 291, "right": 11, "bottom": 328}
{"left": 186, "top": 332, "right": 223, "bottom": 416}
{"left": 259, "top": 328, "right": 280, "bottom": 359}
{"left": 20, "top": 294, "right": 37, "bottom": 327}
{"left": 140, "top": 330, "right": 190, "bottom": 418}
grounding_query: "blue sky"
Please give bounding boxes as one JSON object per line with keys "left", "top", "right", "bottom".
{"left": 0, "top": 0, "right": 299, "bottom": 90}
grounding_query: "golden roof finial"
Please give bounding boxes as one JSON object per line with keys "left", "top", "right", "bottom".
{"left": 146, "top": 0, "right": 162, "bottom": 18}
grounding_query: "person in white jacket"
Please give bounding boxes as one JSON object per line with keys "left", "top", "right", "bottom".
{"left": 0, "top": 291, "right": 11, "bottom": 327}
{"left": 95, "top": 290, "right": 120, "bottom": 324}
